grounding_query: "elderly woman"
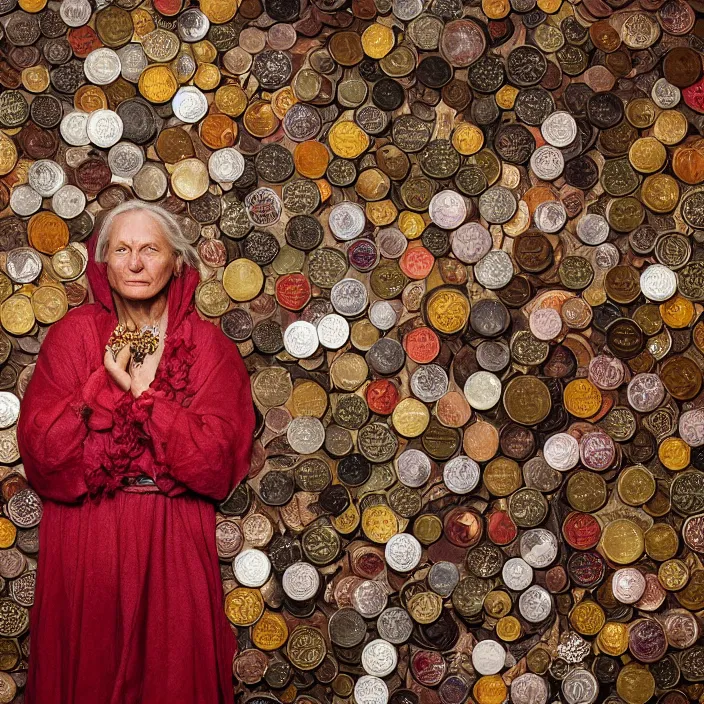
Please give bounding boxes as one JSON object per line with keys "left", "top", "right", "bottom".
{"left": 17, "top": 200, "right": 256, "bottom": 704}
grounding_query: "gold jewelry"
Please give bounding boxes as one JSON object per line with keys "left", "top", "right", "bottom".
{"left": 106, "top": 322, "right": 160, "bottom": 365}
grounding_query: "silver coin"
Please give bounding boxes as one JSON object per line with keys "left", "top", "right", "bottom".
{"left": 354, "top": 676, "right": 389, "bottom": 704}
{"left": 385, "top": 533, "right": 422, "bottom": 572}
{"left": 245, "top": 187, "right": 282, "bottom": 226}
{"left": 352, "top": 580, "right": 388, "bottom": 618}
{"left": 396, "top": 448, "right": 431, "bottom": 488}
{"left": 393, "top": 0, "right": 423, "bottom": 20}
{"left": 316, "top": 313, "right": 349, "bottom": 349}
{"left": 511, "top": 674, "right": 549, "bottom": 704}
{"left": 443, "top": 455, "right": 480, "bottom": 495}
{"left": 640, "top": 263, "right": 677, "bottom": 301}
{"left": 0, "top": 393, "right": 20, "bottom": 429}
{"left": 680, "top": 409, "right": 704, "bottom": 447}
{"left": 59, "top": 0, "right": 92, "bottom": 27}
{"left": 9, "top": 185, "right": 42, "bottom": 217}
{"left": 172, "top": 86, "right": 208, "bottom": 123}
{"left": 472, "top": 639, "right": 506, "bottom": 676}
{"left": 543, "top": 432, "right": 580, "bottom": 471}
{"left": 452, "top": 222, "right": 492, "bottom": 264}
{"left": 28, "top": 159, "right": 65, "bottom": 197}
{"left": 576, "top": 213, "right": 609, "bottom": 245}
{"left": 330, "top": 278, "right": 368, "bottom": 317}
{"left": 208, "top": 147, "right": 245, "bottom": 183}
{"left": 502, "top": 557, "right": 533, "bottom": 591}
{"left": 117, "top": 43, "right": 148, "bottom": 83}
{"left": 282, "top": 561, "right": 320, "bottom": 600}
{"left": 561, "top": 668, "right": 599, "bottom": 704}
{"left": 429, "top": 190, "right": 467, "bottom": 230}
{"left": 329, "top": 202, "right": 366, "bottom": 240}
{"left": 541, "top": 110, "right": 577, "bottom": 147}
{"left": 530, "top": 145, "right": 564, "bottom": 181}
{"left": 519, "top": 585, "right": 552, "bottom": 623}
{"left": 86, "top": 109, "right": 123, "bottom": 149}
{"left": 51, "top": 184, "right": 86, "bottom": 219}
{"left": 519, "top": 528, "right": 558, "bottom": 569}
{"left": 594, "top": 242, "right": 620, "bottom": 269}
{"left": 108, "top": 142, "right": 145, "bottom": 179}
{"left": 410, "top": 364, "right": 448, "bottom": 403}
{"left": 60, "top": 111, "right": 89, "bottom": 147}
{"left": 6, "top": 248, "right": 42, "bottom": 284}
{"left": 177, "top": 7, "right": 210, "bottom": 41}
{"left": 283, "top": 320, "right": 319, "bottom": 358}
{"left": 627, "top": 373, "right": 665, "bottom": 413}
{"left": 478, "top": 186, "right": 517, "bottom": 224}
{"left": 287, "top": 416, "right": 325, "bottom": 453}
{"left": 611, "top": 567, "right": 646, "bottom": 604}
{"left": 377, "top": 228, "right": 408, "bottom": 259}
{"left": 377, "top": 607, "right": 414, "bottom": 644}
{"left": 362, "top": 639, "right": 398, "bottom": 678}
{"left": 474, "top": 250, "right": 514, "bottom": 289}
{"left": 651, "top": 77, "right": 681, "bottom": 109}
{"left": 464, "top": 370, "right": 501, "bottom": 410}
{"left": 232, "top": 548, "right": 271, "bottom": 588}
{"left": 369, "top": 300, "right": 398, "bottom": 331}
{"left": 133, "top": 163, "right": 168, "bottom": 201}
{"left": 534, "top": 200, "right": 566, "bottom": 233}
{"left": 83, "top": 47, "right": 122, "bottom": 85}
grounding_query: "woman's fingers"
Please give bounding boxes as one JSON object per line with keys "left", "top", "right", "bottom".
{"left": 115, "top": 344, "right": 132, "bottom": 370}
{"left": 104, "top": 347, "right": 132, "bottom": 391}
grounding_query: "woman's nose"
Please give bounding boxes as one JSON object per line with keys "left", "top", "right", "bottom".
{"left": 128, "top": 254, "right": 144, "bottom": 271}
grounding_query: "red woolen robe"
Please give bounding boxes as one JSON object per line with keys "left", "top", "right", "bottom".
{"left": 16, "top": 236, "right": 256, "bottom": 704}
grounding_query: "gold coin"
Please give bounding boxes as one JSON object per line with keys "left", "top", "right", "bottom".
{"left": 287, "top": 626, "right": 326, "bottom": 670}
{"left": 640, "top": 173, "right": 680, "bottom": 213}
{"left": 0, "top": 134, "right": 18, "bottom": 176}
{"left": 361, "top": 504, "right": 399, "bottom": 543}
{"left": 398, "top": 211, "right": 425, "bottom": 239}
{"left": 413, "top": 514, "right": 442, "bottom": 545}
{"left": 596, "top": 621, "right": 629, "bottom": 656}
{"left": 252, "top": 610, "right": 289, "bottom": 650}
{"left": 616, "top": 663, "right": 655, "bottom": 704}
{"left": 407, "top": 591, "right": 442, "bottom": 624}
{"left": 31, "top": 285, "right": 68, "bottom": 325}
{"left": 658, "top": 559, "right": 689, "bottom": 591}
{"left": 331, "top": 503, "right": 360, "bottom": 534}
{"left": 215, "top": 84, "right": 248, "bottom": 117}
{"left": 658, "top": 436, "right": 690, "bottom": 471}
{"left": 660, "top": 294, "right": 694, "bottom": 328}
{"left": 569, "top": 600, "right": 605, "bottom": 636}
{"left": 483, "top": 0, "right": 510, "bottom": 18}
{"left": 654, "top": 110, "right": 688, "bottom": 145}
{"left": 361, "top": 23, "right": 395, "bottom": 59}
{"left": 483, "top": 457, "right": 521, "bottom": 497}
{"left": 19, "top": 0, "right": 46, "bottom": 10}
{"left": 195, "top": 279, "right": 230, "bottom": 317}
{"left": 537, "top": 0, "right": 561, "bottom": 11}
{"left": 625, "top": 98, "right": 657, "bottom": 129}
{"left": 496, "top": 85, "right": 519, "bottom": 110}
{"left": 199, "top": 0, "right": 238, "bottom": 22}
{"left": 0, "top": 295, "right": 34, "bottom": 336}
{"left": 452, "top": 123, "right": 484, "bottom": 156}
{"left": 194, "top": 63, "right": 221, "bottom": 91}
{"left": 425, "top": 288, "right": 470, "bottom": 335}
{"left": 223, "top": 259, "right": 264, "bottom": 302}
{"left": 131, "top": 7, "right": 156, "bottom": 36}
{"left": 600, "top": 518, "right": 644, "bottom": 565}
{"left": 617, "top": 465, "right": 656, "bottom": 506}
{"left": 563, "top": 378, "right": 602, "bottom": 418}
{"left": 392, "top": 397, "right": 430, "bottom": 437}
{"left": 170, "top": 158, "right": 209, "bottom": 200}
{"left": 496, "top": 615, "right": 521, "bottom": 641}
{"left": 473, "top": 675, "right": 507, "bottom": 704}
{"left": 366, "top": 200, "right": 398, "bottom": 226}
{"left": 484, "top": 590, "right": 512, "bottom": 618}
{"left": 138, "top": 64, "right": 178, "bottom": 103}
{"left": 21, "top": 65, "right": 49, "bottom": 93}
{"left": 644, "top": 522, "right": 679, "bottom": 561}
{"left": 0, "top": 518, "right": 16, "bottom": 549}
{"left": 224, "top": 587, "right": 264, "bottom": 626}
{"left": 192, "top": 40, "right": 218, "bottom": 63}
{"left": 271, "top": 86, "right": 298, "bottom": 120}
{"left": 629, "top": 136, "right": 666, "bottom": 173}
{"left": 328, "top": 121, "right": 370, "bottom": 159}
{"left": 243, "top": 100, "right": 279, "bottom": 137}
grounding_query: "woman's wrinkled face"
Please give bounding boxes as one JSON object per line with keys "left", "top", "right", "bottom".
{"left": 105, "top": 211, "right": 179, "bottom": 302}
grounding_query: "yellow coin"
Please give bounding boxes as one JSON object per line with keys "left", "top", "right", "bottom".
{"left": 658, "top": 436, "right": 690, "bottom": 471}
{"left": 496, "top": 85, "right": 519, "bottom": 110}
{"left": 271, "top": 86, "right": 298, "bottom": 120}
{"left": 252, "top": 610, "right": 289, "bottom": 650}
{"left": 473, "top": 675, "right": 507, "bottom": 704}
{"left": 131, "top": 7, "right": 156, "bottom": 36}
{"left": 654, "top": 109, "right": 688, "bottom": 145}
{"left": 658, "top": 558, "right": 689, "bottom": 591}
{"left": 224, "top": 587, "right": 264, "bottom": 626}
{"left": 496, "top": 615, "right": 521, "bottom": 641}
{"left": 484, "top": 590, "right": 512, "bottom": 618}
{"left": 328, "top": 121, "right": 370, "bottom": 159}
{"left": 629, "top": 136, "right": 666, "bottom": 173}
{"left": 483, "top": 0, "right": 509, "bottom": 18}
{"left": 617, "top": 663, "right": 655, "bottom": 704}
{"left": 617, "top": 465, "right": 655, "bottom": 506}
{"left": 170, "top": 158, "right": 209, "bottom": 200}
{"left": 413, "top": 514, "right": 442, "bottom": 545}
{"left": 425, "top": 287, "right": 470, "bottom": 335}
{"left": 537, "top": 0, "right": 561, "bottom": 11}
{"left": 215, "top": 84, "right": 248, "bottom": 117}
{"left": 392, "top": 397, "right": 430, "bottom": 437}
{"left": 19, "top": 0, "right": 46, "bottom": 10}
{"left": 596, "top": 621, "right": 629, "bottom": 656}
{"left": 223, "top": 259, "right": 265, "bottom": 302}
{"left": 398, "top": 211, "right": 425, "bottom": 239}
{"left": 0, "top": 518, "right": 16, "bottom": 549}
{"left": 194, "top": 63, "right": 220, "bottom": 91}
{"left": 563, "top": 378, "right": 602, "bottom": 418}
{"left": 362, "top": 504, "right": 399, "bottom": 543}
{"left": 660, "top": 294, "right": 694, "bottom": 328}
{"left": 600, "top": 518, "right": 644, "bottom": 565}
{"left": 31, "top": 285, "right": 68, "bottom": 325}
{"left": 0, "top": 133, "right": 18, "bottom": 176}
{"left": 366, "top": 200, "right": 397, "bottom": 227}
{"left": 332, "top": 503, "right": 360, "bottom": 534}
{"left": 0, "top": 295, "right": 34, "bottom": 336}
{"left": 452, "top": 123, "right": 484, "bottom": 156}
{"left": 21, "top": 65, "right": 49, "bottom": 93}
{"left": 192, "top": 40, "right": 218, "bottom": 64}
{"left": 640, "top": 173, "right": 680, "bottom": 213}
{"left": 569, "top": 600, "right": 605, "bottom": 636}
{"left": 645, "top": 522, "right": 679, "bottom": 561}
{"left": 407, "top": 591, "right": 443, "bottom": 624}
{"left": 195, "top": 279, "right": 230, "bottom": 318}
{"left": 361, "top": 23, "right": 395, "bottom": 59}
{"left": 199, "top": 0, "right": 238, "bottom": 23}
{"left": 138, "top": 64, "right": 178, "bottom": 103}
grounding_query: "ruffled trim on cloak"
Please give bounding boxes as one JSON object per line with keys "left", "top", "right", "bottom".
{"left": 84, "top": 333, "right": 197, "bottom": 499}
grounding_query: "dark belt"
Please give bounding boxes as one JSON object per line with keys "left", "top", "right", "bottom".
{"left": 119, "top": 475, "right": 162, "bottom": 494}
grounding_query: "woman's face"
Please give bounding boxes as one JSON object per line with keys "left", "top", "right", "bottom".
{"left": 105, "top": 211, "right": 179, "bottom": 302}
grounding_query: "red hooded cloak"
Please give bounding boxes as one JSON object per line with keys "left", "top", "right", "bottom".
{"left": 16, "top": 231, "right": 256, "bottom": 703}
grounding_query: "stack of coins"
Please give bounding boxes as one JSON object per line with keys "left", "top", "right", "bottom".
{"left": 0, "top": 0, "right": 703, "bottom": 701}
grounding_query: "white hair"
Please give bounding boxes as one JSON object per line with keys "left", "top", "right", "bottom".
{"left": 94, "top": 200, "right": 200, "bottom": 269}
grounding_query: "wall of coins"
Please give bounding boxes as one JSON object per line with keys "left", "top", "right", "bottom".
{"left": 0, "top": 0, "right": 702, "bottom": 700}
